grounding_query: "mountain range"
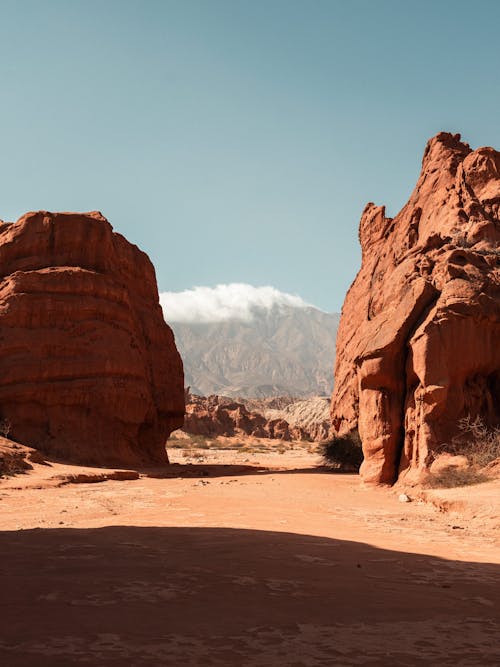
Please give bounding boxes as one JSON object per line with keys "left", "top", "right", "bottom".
{"left": 169, "top": 305, "right": 339, "bottom": 398}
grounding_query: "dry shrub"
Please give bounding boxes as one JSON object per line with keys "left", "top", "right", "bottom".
{"left": 423, "top": 467, "right": 489, "bottom": 489}
{"left": 321, "top": 430, "right": 363, "bottom": 471}
{"left": 449, "top": 416, "right": 500, "bottom": 468}
{"left": 168, "top": 440, "right": 185, "bottom": 449}
{"left": 424, "top": 416, "right": 500, "bottom": 488}
{"left": 182, "top": 434, "right": 211, "bottom": 449}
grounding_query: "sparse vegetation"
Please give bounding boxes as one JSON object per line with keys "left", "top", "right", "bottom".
{"left": 169, "top": 440, "right": 186, "bottom": 449}
{"left": 453, "top": 234, "right": 500, "bottom": 257}
{"left": 438, "top": 416, "right": 500, "bottom": 468}
{"left": 424, "top": 416, "right": 500, "bottom": 488}
{"left": 321, "top": 430, "right": 363, "bottom": 471}
{"left": 455, "top": 234, "right": 473, "bottom": 248}
{"left": 423, "top": 467, "right": 489, "bottom": 489}
{"left": 168, "top": 431, "right": 319, "bottom": 464}
{"left": 473, "top": 246, "right": 500, "bottom": 257}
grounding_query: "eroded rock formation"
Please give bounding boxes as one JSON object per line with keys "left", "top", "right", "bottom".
{"left": 0, "top": 211, "right": 184, "bottom": 466}
{"left": 261, "top": 396, "right": 333, "bottom": 442}
{"left": 184, "top": 393, "right": 332, "bottom": 441}
{"left": 0, "top": 437, "right": 44, "bottom": 477}
{"left": 331, "top": 133, "right": 500, "bottom": 484}
{"left": 184, "top": 394, "right": 295, "bottom": 440}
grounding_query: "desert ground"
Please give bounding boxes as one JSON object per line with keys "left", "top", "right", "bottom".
{"left": 0, "top": 437, "right": 499, "bottom": 667}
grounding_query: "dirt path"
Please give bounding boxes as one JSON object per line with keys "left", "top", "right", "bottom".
{"left": 0, "top": 449, "right": 498, "bottom": 666}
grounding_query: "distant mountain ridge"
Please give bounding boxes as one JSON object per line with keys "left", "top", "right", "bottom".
{"left": 169, "top": 304, "right": 339, "bottom": 398}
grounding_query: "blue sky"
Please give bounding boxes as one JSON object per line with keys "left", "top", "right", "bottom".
{"left": 1, "top": 0, "right": 500, "bottom": 312}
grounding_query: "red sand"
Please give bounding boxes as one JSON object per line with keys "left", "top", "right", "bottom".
{"left": 0, "top": 447, "right": 498, "bottom": 666}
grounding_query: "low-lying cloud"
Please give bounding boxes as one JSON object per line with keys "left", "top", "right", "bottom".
{"left": 160, "top": 283, "right": 313, "bottom": 322}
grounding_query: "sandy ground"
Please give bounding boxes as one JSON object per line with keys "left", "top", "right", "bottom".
{"left": 0, "top": 439, "right": 498, "bottom": 666}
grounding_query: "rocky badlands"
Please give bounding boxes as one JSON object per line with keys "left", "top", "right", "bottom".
{"left": 0, "top": 133, "right": 499, "bottom": 666}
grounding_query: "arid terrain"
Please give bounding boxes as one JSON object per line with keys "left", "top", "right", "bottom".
{"left": 0, "top": 133, "right": 499, "bottom": 666}
{"left": 2, "top": 1, "right": 500, "bottom": 663}
{"left": 1, "top": 438, "right": 498, "bottom": 666}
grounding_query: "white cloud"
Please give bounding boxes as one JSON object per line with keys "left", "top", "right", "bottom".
{"left": 160, "top": 283, "right": 313, "bottom": 322}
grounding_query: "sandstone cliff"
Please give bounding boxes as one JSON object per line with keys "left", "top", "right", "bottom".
{"left": 0, "top": 211, "right": 184, "bottom": 466}
{"left": 331, "top": 133, "right": 500, "bottom": 484}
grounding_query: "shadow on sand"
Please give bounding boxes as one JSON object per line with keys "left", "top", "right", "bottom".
{"left": 0, "top": 525, "right": 498, "bottom": 666}
{"left": 35, "top": 454, "right": 346, "bottom": 480}
{"left": 144, "top": 462, "right": 340, "bottom": 478}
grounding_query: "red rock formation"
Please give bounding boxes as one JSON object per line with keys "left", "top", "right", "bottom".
{"left": 0, "top": 211, "right": 184, "bottom": 466}
{"left": 184, "top": 394, "right": 296, "bottom": 440}
{"left": 0, "top": 437, "right": 45, "bottom": 477}
{"left": 331, "top": 133, "right": 500, "bottom": 485}
{"left": 183, "top": 393, "right": 333, "bottom": 442}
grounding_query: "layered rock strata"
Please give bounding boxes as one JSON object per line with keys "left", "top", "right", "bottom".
{"left": 331, "top": 133, "right": 500, "bottom": 484}
{"left": 0, "top": 211, "right": 184, "bottom": 466}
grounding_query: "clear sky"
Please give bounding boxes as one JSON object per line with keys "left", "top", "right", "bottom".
{"left": 1, "top": 0, "right": 500, "bottom": 312}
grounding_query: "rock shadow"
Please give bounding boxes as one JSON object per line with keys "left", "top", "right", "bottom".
{"left": 0, "top": 526, "right": 498, "bottom": 666}
{"left": 145, "top": 462, "right": 340, "bottom": 479}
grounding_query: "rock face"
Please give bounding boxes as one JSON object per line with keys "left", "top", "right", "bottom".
{"left": 0, "top": 211, "right": 184, "bottom": 466}
{"left": 331, "top": 133, "right": 500, "bottom": 485}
